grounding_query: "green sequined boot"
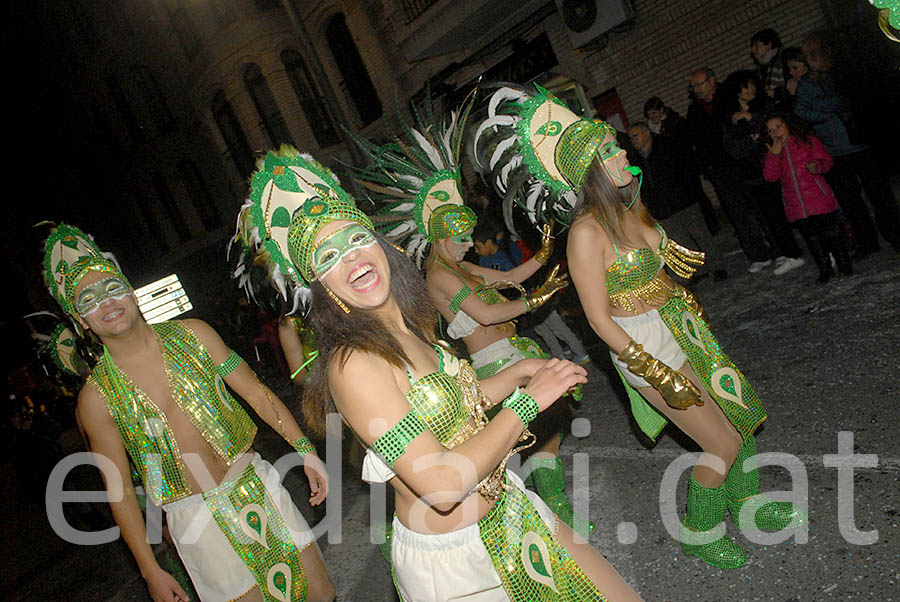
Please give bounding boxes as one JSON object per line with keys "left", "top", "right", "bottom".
{"left": 681, "top": 475, "right": 747, "bottom": 569}
{"left": 529, "top": 456, "right": 595, "bottom": 537}
{"left": 725, "top": 436, "right": 808, "bottom": 532}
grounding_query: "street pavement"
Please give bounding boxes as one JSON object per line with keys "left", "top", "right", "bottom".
{"left": 3, "top": 224, "right": 898, "bottom": 601}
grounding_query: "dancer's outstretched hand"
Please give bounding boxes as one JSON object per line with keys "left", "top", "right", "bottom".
{"left": 303, "top": 453, "right": 329, "bottom": 506}
{"left": 524, "top": 358, "right": 588, "bottom": 412}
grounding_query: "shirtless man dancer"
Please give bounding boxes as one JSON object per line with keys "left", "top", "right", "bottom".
{"left": 43, "top": 224, "right": 334, "bottom": 602}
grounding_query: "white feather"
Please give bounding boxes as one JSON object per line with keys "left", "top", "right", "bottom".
{"left": 391, "top": 202, "right": 415, "bottom": 213}
{"left": 102, "top": 251, "right": 123, "bottom": 271}
{"left": 525, "top": 181, "right": 543, "bottom": 221}
{"left": 410, "top": 128, "right": 445, "bottom": 170}
{"left": 442, "top": 111, "right": 458, "bottom": 164}
{"left": 396, "top": 174, "right": 423, "bottom": 188}
{"left": 497, "top": 155, "right": 522, "bottom": 190}
{"left": 489, "top": 136, "right": 517, "bottom": 171}
{"left": 488, "top": 87, "right": 529, "bottom": 119}
{"left": 386, "top": 222, "right": 414, "bottom": 239}
{"left": 473, "top": 116, "right": 516, "bottom": 164}
{"left": 286, "top": 287, "right": 304, "bottom": 315}
{"left": 272, "top": 265, "right": 288, "bottom": 300}
{"left": 408, "top": 235, "right": 427, "bottom": 268}
{"left": 560, "top": 190, "right": 577, "bottom": 208}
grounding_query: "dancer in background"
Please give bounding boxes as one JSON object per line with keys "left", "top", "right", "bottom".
{"left": 349, "top": 101, "right": 590, "bottom": 533}
{"left": 476, "top": 84, "right": 807, "bottom": 569}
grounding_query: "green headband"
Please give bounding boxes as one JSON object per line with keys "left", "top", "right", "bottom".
{"left": 428, "top": 203, "right": 478, "bottom": 241}
{"left": 556, "top": 119, "right": 618, "bottom": 191}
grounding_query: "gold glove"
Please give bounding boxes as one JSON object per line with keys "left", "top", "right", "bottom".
{"left": 532, "top": 222, "right": 554, "bottom": 265}
{"left": 617, "top": 340, "right": 703, "bottom": 409}
{"left": 524, "top": 264, "right": 568, "bottom": 311}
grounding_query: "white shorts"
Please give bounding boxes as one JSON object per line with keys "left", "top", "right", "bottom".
{"left": 164, "top": 453, "right": 315, "bottom": 601}
{"left": 469, "top": 338, "right": 524, "bottom": 372}
{"left": 391, "top": 471, "right": 556, "bottom": 602}
{"left": 610, "top": 309, "right": 688, "bottom": 388}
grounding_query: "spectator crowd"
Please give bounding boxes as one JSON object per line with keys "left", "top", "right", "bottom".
{"left": 620, "top": 28, "right": 899, "bottom": 285}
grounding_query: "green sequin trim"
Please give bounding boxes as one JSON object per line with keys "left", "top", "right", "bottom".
{"left": 203, "top": 462, "right": 309, "bottom": 602}
{"left": 449, "top": 285, "right": 473, "bottom": 314}
{"left": 216, "top": 350, "right": 243, "bottom": 378}
{"left": 89, "top": 321, "right": 257, "bottom": 505}
{"left": 503, "top": 389, "right": 539, "bottom": 426}
{"left": 478, "top": 476, "right": 607, "bottom": 600}
{"left": 372, "top": 411, "right": 429, "bottom": 468}
{"left": 292, "top": 436, "right": 317, "bottom": 456}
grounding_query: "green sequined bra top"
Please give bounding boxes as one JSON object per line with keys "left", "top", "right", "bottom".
{"left": 88, "top": 321, "right": 257, "bottom": 504}
{"left": 405, "top": 344, "right": 532, "bottom": 501}
{"left": 602, "top": 222, "right": 705, "bottom": 313}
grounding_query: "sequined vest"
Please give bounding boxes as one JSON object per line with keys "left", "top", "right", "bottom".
{"left": 88, "top": 321, "right": 257, "bottom": 504}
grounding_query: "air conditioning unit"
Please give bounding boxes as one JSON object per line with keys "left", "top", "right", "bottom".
{"left": 554, "top": 0, "right": 635, "bottom": 49}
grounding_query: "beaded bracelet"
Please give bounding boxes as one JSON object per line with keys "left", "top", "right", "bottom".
{"left": 292, "top": 436, "right": 317, "bottom": 456}
{"left": 502, "top": 388, "right": 539, "bottom": 427}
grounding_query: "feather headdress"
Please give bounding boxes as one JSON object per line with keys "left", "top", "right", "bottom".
{"left": 231, "top": 145, "right": 373, "bottom": 315}
{"left": 41, "top": 223, "right": 131, "bottom": 328}
{"left": 348, "top": 90, "right": 479, "bottom": 267}
{"left": 473, "top": 83, "right": 617, "bottom": 234}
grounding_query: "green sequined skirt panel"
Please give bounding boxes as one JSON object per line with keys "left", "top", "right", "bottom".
{"left": 621, "top": 296, "right": 767, "bottom": 441}
{"left": 203, "top": 462, "right": 308, "bottom": 602}
{"left": 478, "top": 475, "right": 607, "bottom": 601}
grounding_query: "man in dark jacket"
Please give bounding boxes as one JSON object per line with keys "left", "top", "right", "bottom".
{"left": 686, "top": 66, "right": 772, "bottom": 268}
{"left": 627, "top": 122, "right": 726, "bottom": 281}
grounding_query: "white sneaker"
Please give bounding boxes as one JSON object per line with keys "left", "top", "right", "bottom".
{"left": 773, "top": 256, "right": 806, "bottom": 275}
{"left": 748, "top": 259, "right": 773, "bottom": 273}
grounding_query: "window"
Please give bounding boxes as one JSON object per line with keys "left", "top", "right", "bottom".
{"left": 212, "top": 90, "right": 255, "bottom": 179}
{"left": 281, "top": 49, "right": 340, "bottom": 147}
{"left": 152, "top": 172, "right": 191, "bottom": 242}
{"left": 177, "top": 160, "right": 223, "bottom": 231}
{"left": 244, "top": 63, "right": 294, "bottom": 147}
{"left": 325, "top": 13, "right": 382, "bottom": 126}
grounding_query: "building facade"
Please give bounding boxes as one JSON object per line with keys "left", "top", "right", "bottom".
{"left": 32, "top": 0, "right": 844, "bottom": 283}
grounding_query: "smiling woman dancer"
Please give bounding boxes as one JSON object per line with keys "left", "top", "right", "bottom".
{"left": 348, "top": 101, "right": 590, "bottom": 533}
{"left": 235, "top": 146, "right": 643, "bottom": 601}
{"left": 475, "top": 85, "right": 807, "bottom": 570}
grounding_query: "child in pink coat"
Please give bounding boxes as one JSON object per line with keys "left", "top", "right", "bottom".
{"left": 763, "top": 113, "right": 852, "bottom": 282}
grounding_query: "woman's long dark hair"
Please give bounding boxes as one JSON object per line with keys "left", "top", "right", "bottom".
{"left": 714, "top": 70, "right": 765, "bottom": 124}
{"left": 302, "top": 232, "right": 437, "bottom": 437}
